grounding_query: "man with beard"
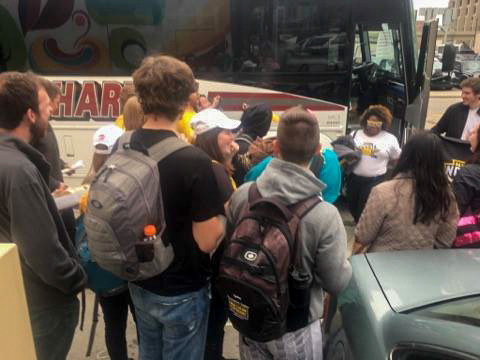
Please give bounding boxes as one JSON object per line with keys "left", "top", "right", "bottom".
{"left": 0, "top": 72, "right": 86, "bottom": 360}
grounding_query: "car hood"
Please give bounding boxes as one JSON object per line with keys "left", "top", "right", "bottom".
{"left": 365, "top": 250, "right": 480, "bottom": 312}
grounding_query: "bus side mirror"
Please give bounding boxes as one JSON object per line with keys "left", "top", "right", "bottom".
{"left": 442, "top": 44, "right": 457, "bottom": 73}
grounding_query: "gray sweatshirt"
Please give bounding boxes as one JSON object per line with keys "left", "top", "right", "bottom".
{"left": 227, "top": 158, "right": 352, "bottom": 321}
{"left": 0, "top": 135, "right": 86, "bottom": 312}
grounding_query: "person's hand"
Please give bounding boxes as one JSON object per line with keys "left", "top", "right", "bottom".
{"left": 63, "top": 167, "right": 76, "bottom": 176}
{"left": 57, "top": 182, "right": 69, "bottom": 191}
{"left": 352, "top": 240, "right": 369, "bottom": 255}
{"left": 212, "top": 96, "right": 221, "bottom": 108}
{"left": 248, "top": 137, "right": 275, "bottom": 165}
{"left": 52, "top": 183, "right": 69, "bottom": 197}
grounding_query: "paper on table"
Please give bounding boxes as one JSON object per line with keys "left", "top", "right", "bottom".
{"left": 62, "top": 160, "right": 85, "bottom": 175}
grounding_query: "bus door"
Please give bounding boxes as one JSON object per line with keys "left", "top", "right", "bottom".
{"left": 404, "top": 20, "right": 438, "bottom": 140}
{"left": 350, "top": 22, "right": 409, "bottom": 141}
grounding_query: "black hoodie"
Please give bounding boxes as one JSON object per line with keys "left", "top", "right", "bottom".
{"left": 233, "top": 104, "right": 273, "bottom": 185}
{"left": 453, "top": 163, "right": 480, "bottom": 216}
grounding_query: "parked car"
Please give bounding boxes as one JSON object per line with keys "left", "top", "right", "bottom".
{"left": 324, "top": 250, "right": 480, "bottom": 360}
{"left": 451, "top": 59, "right": 480, "bottom": 88}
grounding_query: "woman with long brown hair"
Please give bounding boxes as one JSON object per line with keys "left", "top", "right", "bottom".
{"left": 191, "top": 109, "right": 240, "bottom": 360}
{"left": 354, "top": 131, "right": 458, "bottom": 253}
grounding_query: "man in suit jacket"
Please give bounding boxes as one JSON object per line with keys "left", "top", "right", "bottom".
{"left": 432, "top": 77, "right": 480, "bottom": 139}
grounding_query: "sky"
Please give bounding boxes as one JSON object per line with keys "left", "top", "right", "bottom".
{"left": 414, "top": 0, "right": 449, "bottom": 9}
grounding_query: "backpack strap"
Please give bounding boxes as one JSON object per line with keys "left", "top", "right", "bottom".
{"left": 148, "top": 136, "right": 190, "bottom": 163}
{"left": 308, "top": 154, "right": 324, "bottom": 176}
{"left": 288, "top": 195, "right": 322, "bottom": 270}
{"left": 248, "top": 183, "right": 293, "bottom": 223}
{"left": 248, "top": 183, "right": 262, "bottom": 204}
{"left": 117, "top": 131, "right": 134, "bottom": 150}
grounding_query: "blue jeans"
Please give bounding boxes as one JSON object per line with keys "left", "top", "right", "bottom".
{"left": 29, "top": 298, "right": 79, "bottom": 360}
{"left": 129, "top": 283, "right": 210, "bottom": 360}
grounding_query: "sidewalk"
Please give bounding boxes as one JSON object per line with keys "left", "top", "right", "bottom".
{"left": 430, "top": 89, "right": 460, "bottom": 98}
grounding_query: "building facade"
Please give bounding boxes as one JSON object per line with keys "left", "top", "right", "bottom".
{"left": 445, "top": 0, "right": 480, "bottom": 51}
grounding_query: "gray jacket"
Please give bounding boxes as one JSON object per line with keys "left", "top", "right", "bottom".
{"left": 0, "top": 135, "right": 86, "bottom": 312}
{"left": 227, "top": 158, "right": 352, "bottom": 321}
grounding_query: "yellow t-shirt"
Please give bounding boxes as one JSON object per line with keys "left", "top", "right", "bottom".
{"left": 177, "top": 110, "right": 195, "bottom": 143}
{"left": 115, "top": 115, "right": 125, "bottom": 130}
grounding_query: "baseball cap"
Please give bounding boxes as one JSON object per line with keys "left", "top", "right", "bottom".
{"left": 93, "top": 125, "right": 124, "bottom": 155}
{"left": 190, "top": 109, "right": 241, "bottom": 136}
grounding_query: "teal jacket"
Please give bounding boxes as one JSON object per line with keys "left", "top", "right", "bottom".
{"left": 244, "top": 149, "right": 342, "bottom": 204}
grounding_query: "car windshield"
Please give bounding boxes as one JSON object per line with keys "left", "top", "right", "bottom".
{"left": 414, "top": 296, "right": 480, "bottom": 327}
{"left": 462, "top": 61, "right": 480, "bottom": 72}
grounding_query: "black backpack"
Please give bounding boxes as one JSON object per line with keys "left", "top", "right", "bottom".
{"left": 217, "top": 184, "right": 321, "bottom": 342}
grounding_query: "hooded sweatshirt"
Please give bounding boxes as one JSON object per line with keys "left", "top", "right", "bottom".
{"left": 0, "top": 135, "right": 86, "bottom": 312}
{"left": 227, "top": 158, "right": 352, "bottom": 322}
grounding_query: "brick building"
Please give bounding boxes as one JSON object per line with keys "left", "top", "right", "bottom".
{"left": 446, "top": 0, "right": 480, "bottom": 51}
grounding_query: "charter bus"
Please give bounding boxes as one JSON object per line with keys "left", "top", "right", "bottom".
{"left": 0, "top": 0, "right": 437, "bottom": 185}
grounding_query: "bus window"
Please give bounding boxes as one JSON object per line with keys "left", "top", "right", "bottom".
{"left": 226, "top": 0, "right": 352, "bottom": 105}
{"left": 353, "top": 33, "right": 363, "bottom": 66}
{"left": 368, "top": 24, "right": 404, "bottom": 80}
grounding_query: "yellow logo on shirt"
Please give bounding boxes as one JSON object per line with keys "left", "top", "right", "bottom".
{"left": 359, "top": 143, "right": 378, "bottom": 158}
{"left": 444, "top": 159, "right": 466, "bottom": 181}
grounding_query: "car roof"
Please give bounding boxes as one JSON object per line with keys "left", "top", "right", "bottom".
{"left": 365, "top": 249, "right": 480, "bottom": 312}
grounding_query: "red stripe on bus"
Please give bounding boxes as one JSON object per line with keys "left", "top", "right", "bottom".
{"left": 221, "top": 104, "right": 344, "bottom": 111}
{"left": 208, "top": 91, "right": 345, "bottom": 111}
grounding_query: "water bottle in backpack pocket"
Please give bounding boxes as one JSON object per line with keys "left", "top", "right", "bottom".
{"left": 216, "top": 184, "right": 320, "bottom": 342}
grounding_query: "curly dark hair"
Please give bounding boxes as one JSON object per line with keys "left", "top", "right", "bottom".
{"left": 392, "top": 131, "right": 452, "bottom": 224}
{"left": 0, "top": 72, "right": 40, "bottom": 130}
{"left": 359, "top": 104, "right": 393, "bottom": 130}
{"left": 133, "top": 55, "right": 196, "bottom": 121}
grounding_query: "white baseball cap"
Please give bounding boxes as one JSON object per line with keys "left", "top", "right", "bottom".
{"left": 93, "top": 125, "right": 124, "bottom": 154}
{"left": 190, "top": 109, "right": 241, "bottom": 135}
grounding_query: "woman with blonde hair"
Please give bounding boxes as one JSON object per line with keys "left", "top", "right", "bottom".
{"left": 123, "top": 96, "right": 146, "bottom": 131}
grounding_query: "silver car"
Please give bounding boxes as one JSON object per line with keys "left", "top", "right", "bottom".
{"left": 324, "top": 250, "right": 480, "bottom": 360}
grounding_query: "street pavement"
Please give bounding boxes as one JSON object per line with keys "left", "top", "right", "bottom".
{"left": 68, "top": 90, "right": 459, "bottom": 359}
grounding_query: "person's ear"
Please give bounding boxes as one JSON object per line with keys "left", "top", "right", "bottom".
{"left": 315, "top": 143, "right": 322, "bottom": 155}
{"left": 273, "top": 139, "right": 281, "bottom": 158}
{"left": 23, "top": 108, "right": 36, "bottom": 127}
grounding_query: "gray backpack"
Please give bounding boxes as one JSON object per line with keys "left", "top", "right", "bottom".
{"left": 84, "top": 131, "right": 189, "bottom": 281}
